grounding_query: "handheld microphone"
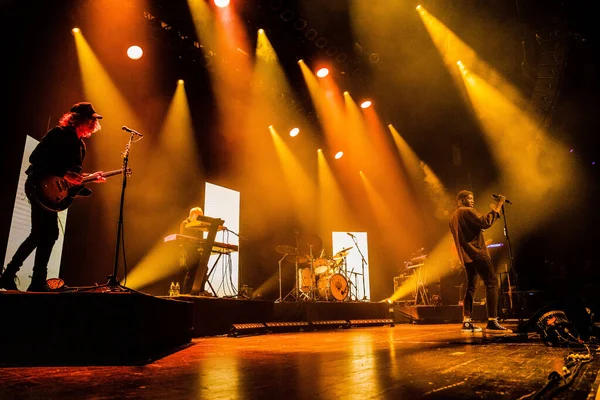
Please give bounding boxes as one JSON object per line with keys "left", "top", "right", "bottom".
{"left": 491, "top": 194, "right": 512, "bottom": 204}
{"left": 122, "top": 126, "right": 143, "bottom": 137}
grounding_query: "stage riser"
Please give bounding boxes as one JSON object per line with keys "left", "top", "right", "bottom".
{"left": 172, "top": 296, "right": 275, "bottom": 337}
{"left": 0, "top": 292, "right": 194, "bottom": 366}
{"left": 394, "top": 305, "right": 487, "bottom": 324}
{"left": 273, "top": 302, "right": 390, "bottom": 322}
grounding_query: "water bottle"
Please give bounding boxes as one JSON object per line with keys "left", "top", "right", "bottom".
{"left": 174, "top": 282, "right": 180, "bottom": 296}
{"left": 169, "top": 282, "right": 175, "bottom": 297}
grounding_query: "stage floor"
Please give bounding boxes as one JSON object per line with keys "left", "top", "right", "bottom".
{"left": 1, "top": 324, "right": 598, "bottom": 399}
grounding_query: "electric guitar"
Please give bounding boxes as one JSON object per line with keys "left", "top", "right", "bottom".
{"left": 26, "top": 168, "right": 131, "bottom": 212}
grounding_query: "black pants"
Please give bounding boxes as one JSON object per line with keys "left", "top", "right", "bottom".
{"left": 7, "top": 191, "right": 58, "bottom": 283}
{"left": 463, "top": 258, "right": 499, "bottom": 319}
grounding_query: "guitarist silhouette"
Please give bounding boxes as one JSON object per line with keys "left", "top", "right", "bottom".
{"left": 0, "top": 102, "right": 106, "bottom": 292}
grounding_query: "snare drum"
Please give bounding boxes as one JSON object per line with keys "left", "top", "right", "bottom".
{"left": 317, "top": 273, "right": 348, "bottom": 301}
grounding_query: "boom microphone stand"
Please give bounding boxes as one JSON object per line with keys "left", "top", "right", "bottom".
{"left": 106, "top": 129, "right": 140, "bottom": 289}
{"left": 349, "top": 234, "right": 368, "bottom": 301}
{"left": 500, "top": 203, "right": 520, "bottom": 314}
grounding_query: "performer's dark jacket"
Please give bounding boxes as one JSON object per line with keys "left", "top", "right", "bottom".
{"left": 25, "top": 126, "right": 86, "bottom": 178}
{"left": 449, "top": 206, "right": 499, "bottom": 265}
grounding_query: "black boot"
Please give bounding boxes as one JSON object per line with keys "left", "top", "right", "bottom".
{"left": 0, "top": 263, "right": 21, "bottom": 290}
{"left": 27, "top": 272, "right": 48, "bottom": 292}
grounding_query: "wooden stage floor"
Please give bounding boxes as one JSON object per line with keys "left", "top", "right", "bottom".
{"left": 1, "top": 324, "right": 598, "bottom": 399}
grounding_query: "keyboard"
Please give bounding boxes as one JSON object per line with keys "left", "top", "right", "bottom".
{"left": 163, "top": 234, "right": 239, "bottom": 254}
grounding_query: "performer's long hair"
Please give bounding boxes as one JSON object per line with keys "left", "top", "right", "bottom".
{"left": 58, "top": 112, "right": 101, "bottom": 134}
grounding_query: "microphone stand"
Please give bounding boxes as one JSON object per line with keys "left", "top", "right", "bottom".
{"left": 276, "top": 254, "right": 287, "bottom": 303}
{"left": 500, "top": 203, "right": 520, "bottom": 315}
{"left": 350, "top": 235, "right": 368, "bottom": 301}
{"left": 106, "top": 131, "right": 137, "bottom": 289}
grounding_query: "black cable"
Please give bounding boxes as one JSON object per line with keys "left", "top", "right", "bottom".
{"left": 518, "top": 340, "right": 595, "bottom": 399}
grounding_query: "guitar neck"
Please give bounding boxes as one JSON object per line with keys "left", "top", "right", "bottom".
{"left": 81, "top": 169, "right": 123, "bottom": 183}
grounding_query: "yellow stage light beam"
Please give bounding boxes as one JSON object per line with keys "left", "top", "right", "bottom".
{"left": 389, "top": 124, "right": 454, "bottom": 221}
{"left": 253, "top": 272, "right": 280, "bottom": 299}
{"left": 298, "top": 60, "right": 344, "bottom": 146}
{"left": 419, "top": 5, "right": 581, "bottom": 243}
{"left": 458, "top": 69, "right": 578, "bottom": 234}
{"left": 317, "top": 150, "right": 356, "bottom": 235}
{"left": 221, "top": 31, "right": 319, "bottom": 236}
{"left": 359, "top": 170, "right": 420, "bottom": 260}
{"left": 72, "top": 29, "right": 144, "bottom": 247}
{"left": 361, "top": 105, "right": 425, "bottom": 248}
{"left": 269, "top": 126, "right": 317, "bottom": 225}
{"left": 388, "top": 233, "right": 457, "bottom": 302}
{"left": 187, "top": 0, "right": 253, "bottom": 136}
{"left": 127, "top": 82, "right": 205, "bottom": 290}
{"left": 417, "top": 5, "right": 526, "bottom": 107}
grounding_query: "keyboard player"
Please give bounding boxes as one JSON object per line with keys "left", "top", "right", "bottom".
{"left": 179, "top": 207, "right": 208, "bottom": 295}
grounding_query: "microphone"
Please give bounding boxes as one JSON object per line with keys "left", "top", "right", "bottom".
{"left": 347, "top": 232, "right": 355, "bottom": 238}
{"left": 122, "top": 126, "right": 143, "bottom": 137}
{"left": 491, "top": 194, "right": 512, "bottom": 204}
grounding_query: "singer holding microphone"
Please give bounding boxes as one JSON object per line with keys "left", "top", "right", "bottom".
{"left": 449, "top": 190, "right": 512, "bottom": 336}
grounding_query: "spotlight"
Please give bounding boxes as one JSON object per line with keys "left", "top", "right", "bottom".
{"left": 258, "top": 28, "right": 264, "bottom": 34}
{"left": 289, "top": 128, "right": 300, "bottom": 137}
{"left": 178, "top": 79, "right": 184, "bottom": 85}
{"left": 316, "top": 67, "right": 329, "bottom": 78}
{"left": 360, "top": 100, "right": 372, "bottom": 109}
{"left": 416, "top": 5, "right": 422, "bottom": 10}
{"left": 127, "top": 45, "right": 143, "bottom": 60}
{"left": 72, "top": 28, "right": 80, "bottom": 34}
{"left": 334, "top": 151, "right": 344, "bottom": 159}
{"left": 214, "top": 0, "right": 230, "bottom": 7}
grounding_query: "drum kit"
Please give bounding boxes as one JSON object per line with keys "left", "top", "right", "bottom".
{"left": 275, "top": 234, "right": 357, "bottom": 302}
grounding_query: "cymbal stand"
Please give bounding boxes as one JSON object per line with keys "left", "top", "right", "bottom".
{"left": 283, "top": 254, "right": 301, "bottom": 302}
{"left": 347, "top": 269, "right": 361, "bottom": 301}
{"left": 307, "top": 244, "right": 315, "bottom": 300}
{"left": 275, "top": 253, "right": 288, "bottom": 303}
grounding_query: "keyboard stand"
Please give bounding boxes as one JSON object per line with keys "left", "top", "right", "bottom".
{"left": 204, "top": 251, "right": 232, "bottom": 297}
{"left": 190, "top": 215, "right": 225, "bottom": 296}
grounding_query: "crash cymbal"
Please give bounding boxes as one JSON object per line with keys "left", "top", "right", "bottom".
{"left": 275, "top": 244, "right": 297, "bottom": 255}
{"left": 333, "top": 246, "right": 353, "bottom": 260}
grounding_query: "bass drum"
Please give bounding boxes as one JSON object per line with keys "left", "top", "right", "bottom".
{"left": 317, "top": 273, "right": 348, "bottom": 301}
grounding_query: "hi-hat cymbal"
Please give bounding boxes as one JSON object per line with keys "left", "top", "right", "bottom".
{"left": 333, "top": 246, "right": 353, "bottom": 260}
{"left": 275, "top": 244, "right": 297, "bottom": 255}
